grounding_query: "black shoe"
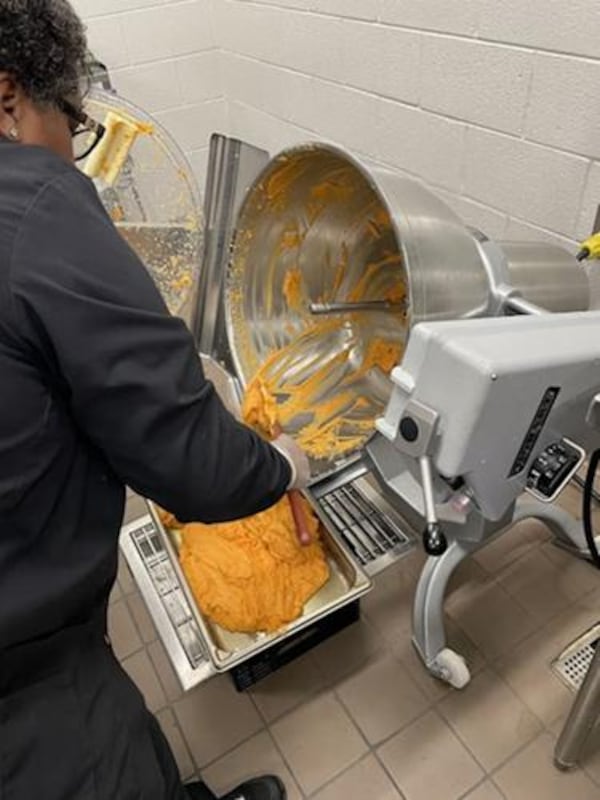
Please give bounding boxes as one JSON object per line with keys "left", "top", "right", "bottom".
{"left": 220, "top": 776, "right": 286, "bottom": 800}
{"left": 185, "top": 781, "right": 218, "bottom": 800}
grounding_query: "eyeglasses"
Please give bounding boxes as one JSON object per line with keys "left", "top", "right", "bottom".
{"left": 58, "top": 98, "right": 106, "bottom": 162}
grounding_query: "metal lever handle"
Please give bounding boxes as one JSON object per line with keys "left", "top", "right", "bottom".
{"left": 309, "top": 300, "right": 407, "bottom": 315}
{"left": 419, "top": 456, "right": 448, "bottom": 556}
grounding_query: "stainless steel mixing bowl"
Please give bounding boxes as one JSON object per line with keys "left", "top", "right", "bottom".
{"left": 225, "top": 143, "right": 589, "bottom": 474}
{"left": 226, "top": 144, "right": 493, "bottom": 382}
{"left": 226, "top": 144, "right": 489, "bottom": 474}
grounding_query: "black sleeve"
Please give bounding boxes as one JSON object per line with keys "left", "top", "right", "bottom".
{"left": 9, "top": 169, "right": 291, "bottom": 523}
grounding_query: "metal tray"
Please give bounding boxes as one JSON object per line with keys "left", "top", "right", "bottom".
{"left": 147, "top": 497, "right": 372, "bottom": 673}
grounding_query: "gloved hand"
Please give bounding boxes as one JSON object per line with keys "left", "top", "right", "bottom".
{"left": 272, "top": 433, "right": 311, "bottom": 490}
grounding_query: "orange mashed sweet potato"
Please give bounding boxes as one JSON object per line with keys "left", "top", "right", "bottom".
{"left": 242, "top": 373, "right": 280, "bottom": 438}
{"left": 165, "top": 497, "right": 330, "bottom": 634}
{"left": 242, "top": 327, "right": 404, "bottom": 460}
{"left": 282, "top": 267, "right": 304, "bottom": 312}
{"left": 158, "top": 360, "right": 332, "bottom": 636}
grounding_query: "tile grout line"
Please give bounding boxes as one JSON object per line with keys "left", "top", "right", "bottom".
{"left": 456, "top": 776, "right": 506, "bottom": 800}
{"left": 371, "top": 748, "right": 409, "bottom": 800}
{"left": 305, "top": 751, "right": 406, "bottom": 800}
{"left": 263, "top": 725, "right": 307, "bottom": 800}
{"left": 159, "top": 707, "right": 198, "bottom": 784}
{"left": 339, "top": 693, "right": 433, "bottom": 762}
{"left": 494, "top": 567, "right": 600, "bottom": 634}
{"left": 248, "top": 651, "right": 337, "bottom": 727}
{"left": 147, "top": 641, "right": 184, "bottom": 710}
{"left": 445, "top": 565, "right": 575, "bottom": 661}
{"left": 184, "top": 705, "right": 268, "bottom": 776}
{"left": 119, "top": 506, "right": 600, "bottom": 790}
{"left": 434, "top": 664, "right": 547, "bottom": 780}
{"left": 272, "top": 695, "right": 369, "bottom": 799}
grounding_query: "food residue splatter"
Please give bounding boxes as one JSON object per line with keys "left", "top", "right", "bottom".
{"left": 282, "top": 267, "right": 304, "bottom": 313}
{"left": 243, "top": 327, "right": 404, "bottom": 459}
{"left": 230, "top": 151, "right": 409, "bottom": 463}
{"left": 242, "top": 375, "right": 280, "bottom": 438}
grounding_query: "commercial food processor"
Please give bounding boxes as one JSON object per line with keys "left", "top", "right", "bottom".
{"left": 201, "top": 139, "right": 594, "bottom": 690}
{"left": 83, "top": 86, "right": 597, "bottom": 693}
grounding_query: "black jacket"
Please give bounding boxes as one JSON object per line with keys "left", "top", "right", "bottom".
{"left": 0, "top": 140, "right": 290, "bottom": 649}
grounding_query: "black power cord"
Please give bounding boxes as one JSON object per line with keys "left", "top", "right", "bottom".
{"left": 573, "top": 472, "right": 600, "bottom": 504}
{"left": 583, "top": 449, "right": 600, "bottom": 569}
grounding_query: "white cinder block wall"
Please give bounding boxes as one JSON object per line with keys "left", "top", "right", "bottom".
{"left": 75, "top": 0, "right": 600, "bottom": 253}
{"left": 214, "top": 0, "right": 600, "bottom": 252}
{"left": 76, "top": 0, "right": 600, "bottom": 253}
{"left": 71, "top": 0, "right": 224, "bottom": 188}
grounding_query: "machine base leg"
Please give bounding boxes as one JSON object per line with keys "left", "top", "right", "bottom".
{"left": 554, "top": 644, "right": 600, "bottom": 771}
{"left": 514, "top": 498, "right": 592, "bottom": 559}
{"left": 412, "top": 538, "right": 479, "bottom": 689}
{"left": 412, "top": 499, "right": 585, "bottom": 691}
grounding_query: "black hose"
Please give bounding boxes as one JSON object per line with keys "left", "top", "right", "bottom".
{"left": 573, "top": 472, "right": 600, "bottom": 505}
{"left": 583, "top": 449, "right": 600, "bottom": 569}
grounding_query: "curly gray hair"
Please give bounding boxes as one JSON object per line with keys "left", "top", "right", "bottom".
{"left": 0, "top": 0, "right": 88, "bottom": 107}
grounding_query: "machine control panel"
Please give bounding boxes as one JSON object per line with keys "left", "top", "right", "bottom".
{"left": 526, "top": 439, "right": 585, "bottom": 502}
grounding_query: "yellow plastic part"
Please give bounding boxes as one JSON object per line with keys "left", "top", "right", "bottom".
{"left": 83, "top": 110, "right": 154, "bottom": 186}
{"left": 580, "top": 232, "right": 600, "bottom": 260}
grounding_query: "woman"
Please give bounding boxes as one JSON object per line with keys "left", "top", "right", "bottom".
{"left": 0, "top": 2, "right": 308, "bottom": 799}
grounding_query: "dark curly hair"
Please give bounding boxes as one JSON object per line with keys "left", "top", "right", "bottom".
{"left": 0, "top": 0, "right": 87, "bottom": 107}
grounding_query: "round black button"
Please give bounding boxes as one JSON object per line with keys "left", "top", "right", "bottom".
{"left": 400, "top": 416, "right": 419, "bottom": 442}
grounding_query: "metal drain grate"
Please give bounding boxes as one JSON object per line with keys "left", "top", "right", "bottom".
{"left": 552, "top": 623, "right": 600, "bottom": 692}
{"left": 318, "top": 480, "right": 413, "bottom": 575}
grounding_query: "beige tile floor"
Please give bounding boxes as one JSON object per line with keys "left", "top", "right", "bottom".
{"left": 110, "top": 487, "right": 600, "bottom": 799}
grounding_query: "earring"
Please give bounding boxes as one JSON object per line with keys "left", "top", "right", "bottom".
{"left": 8, "top": 126, "right": 19, "bottom": 140}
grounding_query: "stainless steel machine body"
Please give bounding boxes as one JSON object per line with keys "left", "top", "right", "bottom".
{"left": 555, "top": 636, "right": 600, "bottom": 771}
{"left": 97, "top": 112, "right": 591, "bottom": 693}
{"left": 224, "top": 143, "right": 587, "bottom": 477}
{"left": 376, "top": 314, "right": 600, "bottom": 522}
{"left": 215, "top": 139, "right": 597, "bottom": 691}
{"left": 370, "top": 310, "right": 600, "bottom": 688}
{"left": 196, "top": 136, "right": 418, "bottom": 576}
{"left": 96, "top": 126, "right": 378, "bottom": 691}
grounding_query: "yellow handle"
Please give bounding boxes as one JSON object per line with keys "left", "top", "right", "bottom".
{"left": 578, "top": 232, "right": 600, "bottom": 261}
{"left": 83, "top": 110, "right": 153, "bottom": 187}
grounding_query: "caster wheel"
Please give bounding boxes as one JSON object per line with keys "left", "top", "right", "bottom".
{"left": 431, "top": 648, "right": 471, "bottom": 689}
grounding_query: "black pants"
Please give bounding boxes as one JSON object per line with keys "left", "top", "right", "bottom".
{"left": 0, "top": 610, "right": 209, "bottom": 800}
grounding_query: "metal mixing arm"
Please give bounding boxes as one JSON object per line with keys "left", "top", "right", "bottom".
{"left": 309, "top": 300, "right": 407, "bottom": 315}
{"left": 374, "top": 385, "right": 449, "bottom": 556}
